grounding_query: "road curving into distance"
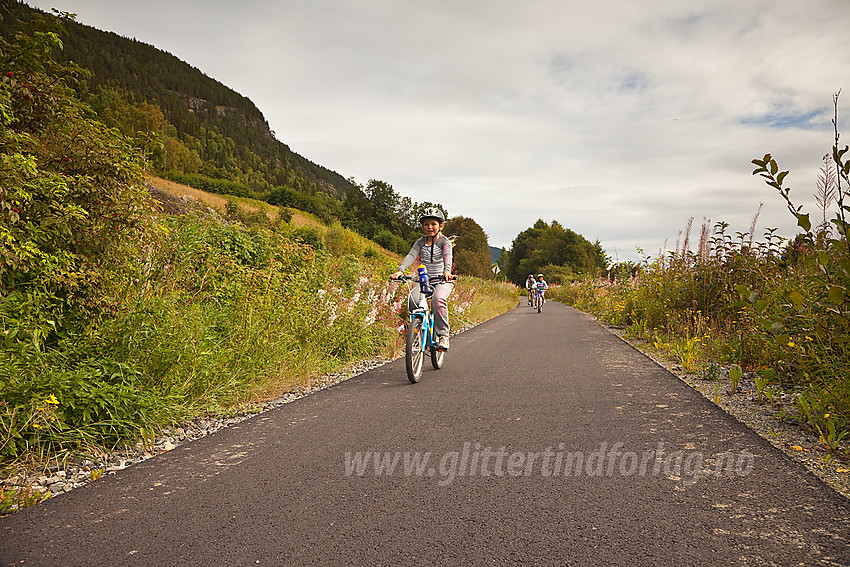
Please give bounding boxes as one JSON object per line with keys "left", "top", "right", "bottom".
{"left": 2, "top": 301, "right": 849, "bottom": 566}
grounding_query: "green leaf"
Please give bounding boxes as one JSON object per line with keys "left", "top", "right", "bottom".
{"left": 788, "top": 290, "right": 805, "bottom": 311}
{"left": 828, "top": 286, "right": 845, "bottom": 305}
{"left": 777, "top": 170, "right": 789, "bottom": 185}
{"left": 796, "top": 213, "right": 811, "bottom": 232}
{"left": 755, "top": 299, "right": 769, "bottom": 314}
{"left": 734, "top": 284, "right": 750, "bottom": 298}
{"left": 769, "top": 160, "right": 778, "bottom": 175}
{"left": 817, "top": 251, "right": 829, "bottom": 266}
{"left": 729, "top": 365, "right": 742, "bottom": 382}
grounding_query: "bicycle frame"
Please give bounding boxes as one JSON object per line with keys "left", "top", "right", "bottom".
{"left": 408, "top": 280, "right": 436, "bottom": 351}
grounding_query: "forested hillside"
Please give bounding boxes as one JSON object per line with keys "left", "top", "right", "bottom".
{"left": 0, "top": 1, "right": 353, "bottom": 198}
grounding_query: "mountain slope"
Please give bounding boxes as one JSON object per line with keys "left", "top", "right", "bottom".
{"left": 2, "top": 2, "right": 355, "bottom": 199}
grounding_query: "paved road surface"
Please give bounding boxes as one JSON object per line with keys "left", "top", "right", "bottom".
{"left": 2, "top": 301, "right": 849, "bottom": 566}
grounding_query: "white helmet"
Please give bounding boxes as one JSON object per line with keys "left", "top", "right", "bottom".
{"left": 419, "top": 207, "right": 445, "bottom": 223}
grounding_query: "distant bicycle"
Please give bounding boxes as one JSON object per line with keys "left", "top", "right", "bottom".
{"left": 391, "top": 274, "right": 456, "bottom": 383}
{"left": 532, "top": 285, "right": 545, "bottom": 313}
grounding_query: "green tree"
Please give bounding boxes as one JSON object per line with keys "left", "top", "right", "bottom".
{"left": 89, "top": 87, "right": 171, "bottom": 171}
{"left": 505, "top": 220, "right": 606, "bottom": 284}
{"left": 364, "top": 179, "right": 404, "bottom": 234}
{"left": 0, "top": 8, "right": 150, "bottom": 347}
{"left": 444, "top": 216, "right": 491, "bottom": 278}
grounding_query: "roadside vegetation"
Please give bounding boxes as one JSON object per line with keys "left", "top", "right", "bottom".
{"left": 552, "top": 100, "right": 850, "bottom": 455}
{"left": 0, "top": 8, "right": 518, "bottom": 506}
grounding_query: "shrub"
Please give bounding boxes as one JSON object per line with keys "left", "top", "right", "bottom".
{"left": 325, "top": 222, "right": 364, "bottom": 257}
{"left": 1, "top": 12, "right": 152, "bottom": 347}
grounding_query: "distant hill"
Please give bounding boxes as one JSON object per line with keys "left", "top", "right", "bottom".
{"left": 490, "top": 246, "right": 502, "bottom": 264}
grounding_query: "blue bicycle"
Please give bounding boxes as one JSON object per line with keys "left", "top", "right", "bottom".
{"left": 533, "top": 286, "right": 545, "bottom": 313}
{"left": 392, "top": 274, "right": 453, "bottom": 383}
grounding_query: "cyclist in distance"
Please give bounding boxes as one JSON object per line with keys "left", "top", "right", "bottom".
{"left": 391, "top": 207, "right": 454, "bottom": 350}
{"left": 534, "top": 273, "right": 549, "bottom": 305}
{"left": 525, "top": 273, "right": 536, "bottom": 305}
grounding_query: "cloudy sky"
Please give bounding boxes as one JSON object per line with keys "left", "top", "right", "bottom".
{"left": 26, "top": 0, "right": 850, "bottom": 260}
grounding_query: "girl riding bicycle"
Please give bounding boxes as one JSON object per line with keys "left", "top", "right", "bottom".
{"left": 525, "top": 274, "right": 536, "bottom": 305}
{"left": 391, "top": 207, "right": 454, "bottom": 350}
{"left": 534, "top": 274, "right": 548, "bottom": 305}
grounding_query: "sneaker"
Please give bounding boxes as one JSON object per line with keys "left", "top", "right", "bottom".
{"left": 437, "top": 336, "right": 450, "bottom": 350}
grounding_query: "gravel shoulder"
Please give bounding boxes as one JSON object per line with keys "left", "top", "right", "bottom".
{"left": 601, "top": 321, "right": 850, "bottom": 501}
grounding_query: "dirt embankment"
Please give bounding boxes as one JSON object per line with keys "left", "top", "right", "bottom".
{"left": 145, "top": 176, "right": 323, "bottom": 230}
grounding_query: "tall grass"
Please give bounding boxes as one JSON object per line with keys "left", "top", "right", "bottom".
{"left": 0, "top": 211, "right": 517, "bottom": 468}
{"left": 451, "top": 278, "right": 520, "bottom": 327}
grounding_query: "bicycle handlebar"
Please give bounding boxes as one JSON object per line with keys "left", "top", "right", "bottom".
{"left": 390, "top": 274, "right": 457, "bottom": 283}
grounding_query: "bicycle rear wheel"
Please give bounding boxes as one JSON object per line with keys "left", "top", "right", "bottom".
{"left": 406, "top": 317, "right": 425, "bottom": 383}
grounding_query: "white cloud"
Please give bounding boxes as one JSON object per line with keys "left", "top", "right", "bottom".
{"left": 27, "top": 0, "right": 850, "bottom": 259}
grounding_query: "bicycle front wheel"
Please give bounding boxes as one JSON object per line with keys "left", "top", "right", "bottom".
{"left": 430, "top": 344, "right": 445, "bottom": 369}
{"left": 406, "top": 317, "right": 425, "bottom": 383}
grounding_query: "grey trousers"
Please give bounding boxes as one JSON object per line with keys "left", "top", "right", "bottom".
{"left": 407, "top": 281, "right": 454, "bottom": 338}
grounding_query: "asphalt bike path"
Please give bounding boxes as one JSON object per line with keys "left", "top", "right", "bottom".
{"left": 2, "top": 302, "right": 849, "bottom": 566}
